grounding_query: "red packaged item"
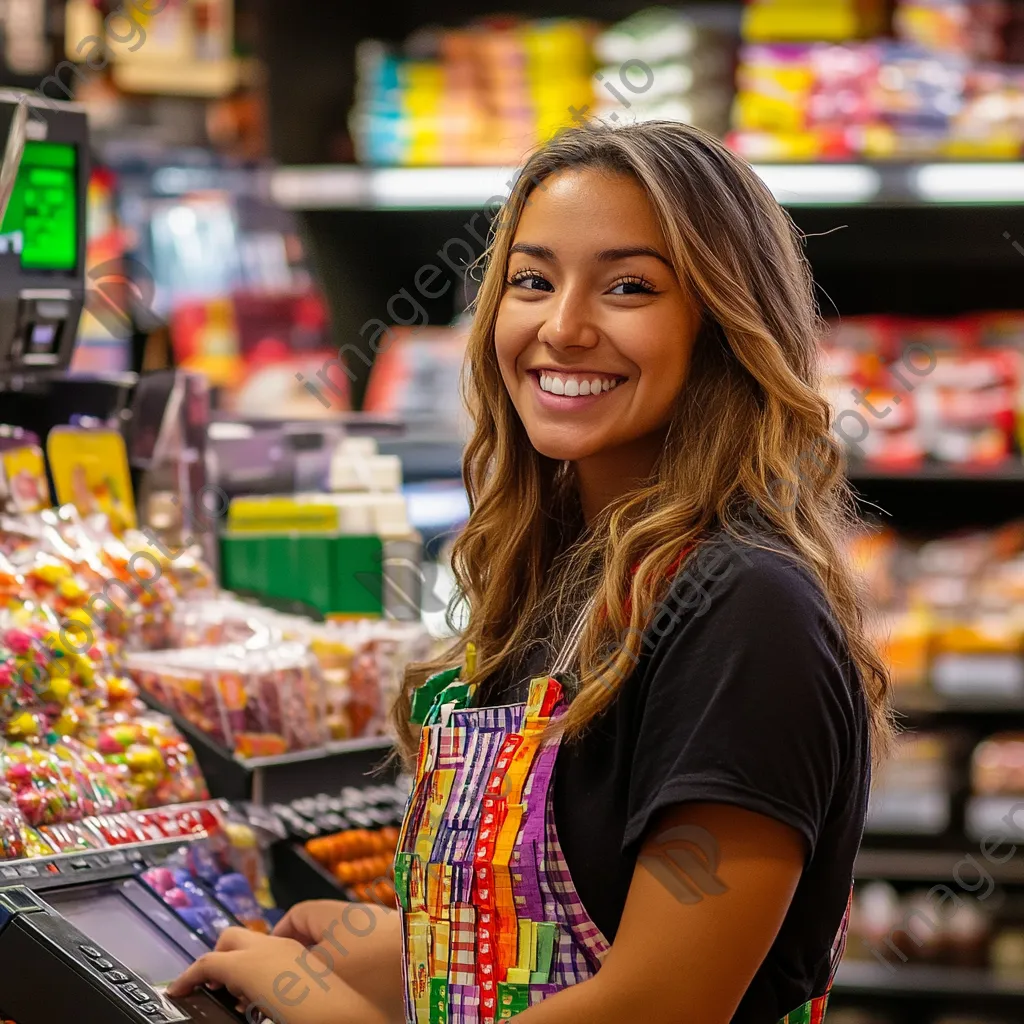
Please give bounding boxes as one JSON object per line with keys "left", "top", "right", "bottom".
{"left": 915, "top": 349, "right": 1019, "bottom": 464}
{"left": 87, "top": 812, "right": 151, "bottom": 846}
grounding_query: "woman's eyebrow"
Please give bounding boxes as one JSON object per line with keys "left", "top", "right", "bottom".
{"left": 509, "top": 242, "right": 556, "bottom": 260}
{"left": 597, "top": 245, "right": 674, "bottom": 269}
{"left": 509, "top": 242, "right": 673, "bottom": 270}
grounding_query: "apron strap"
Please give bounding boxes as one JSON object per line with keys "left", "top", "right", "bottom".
{"left": 549, "top": 543, "right": 696, "bottom": 678}
{"left": 550, "top": 593, "right": 598, "bottom": 677}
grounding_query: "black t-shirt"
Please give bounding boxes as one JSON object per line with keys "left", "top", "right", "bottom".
{"left": 481, "top": 530, "right": 871, "bottom": 1024}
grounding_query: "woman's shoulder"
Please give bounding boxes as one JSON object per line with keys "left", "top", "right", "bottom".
{"left": 668, "top": 527, "right": 837, "bottom": 629}
{"left": 647, "top": 526, "right": 866, "bottom": 721}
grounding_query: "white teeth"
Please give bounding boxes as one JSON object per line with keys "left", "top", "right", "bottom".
{"left": 537, "top": 373, "right": 623, "bottom": 396}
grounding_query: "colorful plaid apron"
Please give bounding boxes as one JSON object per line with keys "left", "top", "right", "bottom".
{"left": 396, "top": 598, "right": 851, "bottom": 1024}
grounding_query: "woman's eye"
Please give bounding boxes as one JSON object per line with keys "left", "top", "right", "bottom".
{"left": 508, "top": 272, "right": 553, "bottom": 292}
{"left": 609, "top": 277, "right": 656, "bottom": 296}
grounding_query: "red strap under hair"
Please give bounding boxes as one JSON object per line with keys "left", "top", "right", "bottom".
{"left": 622, "top": 544, "right": 695, "bottom": 620}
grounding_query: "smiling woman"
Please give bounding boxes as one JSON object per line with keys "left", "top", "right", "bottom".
{"left": 169, "top": 121, "right": 892, "bottom": 1024}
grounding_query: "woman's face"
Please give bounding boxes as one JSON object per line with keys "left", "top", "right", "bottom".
{"left": 495, "top": 167, "right": 701, "bottom": 467}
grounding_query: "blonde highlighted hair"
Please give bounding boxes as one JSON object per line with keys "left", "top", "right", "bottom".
{"left": 392, "top": 120, "right": 894, "bottom": 765}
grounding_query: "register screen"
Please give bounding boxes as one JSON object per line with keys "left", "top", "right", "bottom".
{"left": 0, "top": 141, "right": 77, "bottom": 270}
{"left": 47, "top": 889, "right": 192, "bottom": 987}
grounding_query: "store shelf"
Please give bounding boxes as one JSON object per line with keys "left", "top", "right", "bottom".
{"left": 855, "top": 848, "right": 1024, "bottom": 884}
{"left": 848, "top": 462, "right": 1024, "bottom": 483}
{"left": 368, "top": 434, "right": 1024, "bottom": 487}
{"left": 865, "top": 790, "right": 951, "bottom": 837}
{"left": 833, "top": 960, "right": 1024, "bottom": 998}
{"left": 268, "top": 162, "right": 1024, "bottom": 211}
{"left": 139, "top": 692, "right": 395, "bottom": 805}
{"left": 965, "top": 796, "right": 1024, "bottom": 843}
{"left": 894, "top": 691, "right": 1024, "bottom": 715}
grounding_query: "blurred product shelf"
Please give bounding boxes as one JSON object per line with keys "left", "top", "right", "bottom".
{"left": 854, "top": 848, "right": 1024, "bottom": 884}
{"left": 848, "top": 463, "right": 1024, "bottom": 483}
{"left": 374, "top": 430, "right": 1024, "bottom": 486}
{"left": 833, "top": 961, "right": 1024, "bottom": 998}
{"left": 268, "top": 161, "right": 1024, "bottom": 211}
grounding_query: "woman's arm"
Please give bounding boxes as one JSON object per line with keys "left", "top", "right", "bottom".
{"left": 515, "top": 801, "right": 806, "bottom": 1024}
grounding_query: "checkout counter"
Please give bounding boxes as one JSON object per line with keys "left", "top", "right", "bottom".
{"left": 0, "top": 839, "right": 250, "bottom": 1023}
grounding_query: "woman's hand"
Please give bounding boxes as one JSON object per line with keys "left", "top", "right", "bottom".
{"left": 270, "top": 899, "right": 406, "bottom": 1019}
{"left": 166, "top": 927, "right": 389, "bottom": 1024}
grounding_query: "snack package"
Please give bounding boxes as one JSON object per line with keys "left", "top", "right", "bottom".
{"left": 0, "top": 443, "right": 50, "bottom": 513}
{"left": 46, "top": 427, "right": 136, "bottom": 533}
{"left": 51, "top": 736, "right": 132, "bottom": 816}
{"left": 973, "top": 732, "right": 1024, "bottom": 795}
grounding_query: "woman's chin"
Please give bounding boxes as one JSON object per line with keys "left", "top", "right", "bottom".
{"left": 524, "top": 431, "right": 600, "bottom": 463}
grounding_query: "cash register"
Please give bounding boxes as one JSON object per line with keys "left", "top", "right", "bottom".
{"left": 0, "top": 842, "right": 249, "bottom": 1022}
{"left": 0, "top": 90, "right": 89, "bottom": 379}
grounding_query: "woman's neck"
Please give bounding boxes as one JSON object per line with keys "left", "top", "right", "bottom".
{"left": 573, "top": 432, "right": 665, "bottom": 525}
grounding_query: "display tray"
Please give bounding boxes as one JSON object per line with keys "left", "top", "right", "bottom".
{"left": 269, "top": 840, "right": 355, "bottom": 907}
{"left": 0, "top": 801, "right": 226, "bottom": 885}
{"left": 139, "top": 692, "right": 396, "bottom": 805}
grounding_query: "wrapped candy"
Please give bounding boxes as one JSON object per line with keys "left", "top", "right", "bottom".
{"left": 51, "top": 736, "right": 131, "bottom": 816}
{"left": 1, "top": 742, "right": 86, "bottom": 826}
{"left": 141, "top": 861, "right": 234, "bottom": 945}
{"left": 126, "top": 643, "right": 329, "bottom": 758}
{"left": 89, "top": 714, "right": 208, "bottom": 809}
{"left": 0, "top": 552, "right": 24, "bottom": 611}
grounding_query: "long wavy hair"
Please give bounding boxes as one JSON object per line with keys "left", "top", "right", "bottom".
{"left": 392, "top": 120, "right": 894, "bottom": 766}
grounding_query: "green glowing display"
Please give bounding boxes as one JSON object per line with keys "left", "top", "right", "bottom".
{"left": 0, "top": 141, "right": 77, "bottom": 271}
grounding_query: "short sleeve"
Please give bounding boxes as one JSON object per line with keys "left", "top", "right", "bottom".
{"left": 622, "top": 538, "right": 862, "bottom": 862}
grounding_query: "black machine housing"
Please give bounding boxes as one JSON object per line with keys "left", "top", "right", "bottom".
{"left": 0, "top": 90, "right": 89, "bottom": 381}
{"left": 0, "top": 844, "right": 247, "bottom": 1023}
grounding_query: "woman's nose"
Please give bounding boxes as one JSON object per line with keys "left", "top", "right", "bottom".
{"left": 535, "top": 289, "right": 599, "bottom": 350}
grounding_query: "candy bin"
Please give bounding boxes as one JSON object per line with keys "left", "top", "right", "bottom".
{"left": 89, "top": 714, "right": 209, "bottom": 809}
{"left": 1, "top": 742, "right": 86, "bottom": 826}
{"left": 0, "top": 784, "right": 27, "bottom": 859}
{"left": 51, "top": 736, "right": 131, "bottom": 816}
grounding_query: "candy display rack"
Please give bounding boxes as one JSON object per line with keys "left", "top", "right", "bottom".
{"left": 137, "top": 687, "right": 396, "bottom": 805}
